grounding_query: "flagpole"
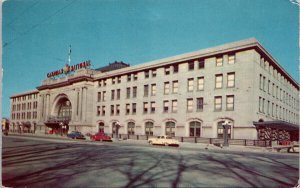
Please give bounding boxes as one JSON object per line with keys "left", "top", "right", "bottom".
{"left": 68, "top": 45, "right": 71, "bottom": 66}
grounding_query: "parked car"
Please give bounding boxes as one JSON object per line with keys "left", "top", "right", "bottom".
{"left": 148, "top": 135, "right": 179, "bottom": 147}
{"left": 90, "top": 132, "right": 112, "bottom": 142}
{"left": 67, "top": 131, "right": 86, "bottom": 140}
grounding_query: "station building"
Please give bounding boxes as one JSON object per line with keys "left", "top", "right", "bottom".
{"left": 9, "top": 38, "right": 299, "bottom": 141}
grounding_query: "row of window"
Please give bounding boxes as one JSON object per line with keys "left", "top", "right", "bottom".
{"left": 258, "top": 97, "right": 298, "bottom": 123}
{"left": 97, "top": 95, "right": 235, "bottom": 116}
{"left": 259, "top": 74, "right": 298, "bottom": 110}
{"left": 97, "top": 54, "right": 236, "bottom": 87}
{"left": 11, "top": 111, "right": 38, "bottom": 120}
{"left": 100, "top": 120, "right": 231, "bottom": 138}
{"left": 12, "top": 102, "right": 38, "bottom": 112}
{"left": 12, "top": 94, "right": 38, "bottom": 102}
{"left": 259, "top": 57, "right": 297, "bottom": 91}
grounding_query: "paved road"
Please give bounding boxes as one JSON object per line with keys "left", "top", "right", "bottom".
{"left": 2, "top": 136, "right": 299, "bottom": 188}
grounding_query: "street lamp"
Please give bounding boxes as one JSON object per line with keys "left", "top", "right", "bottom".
{"left": 115, "top": 121, "right": 120, "bottom": 141}
{"left": 222, "top": 120, "right": 231, "bottom": 147}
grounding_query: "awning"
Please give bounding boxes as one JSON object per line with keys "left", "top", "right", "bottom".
{"left": 253, "top": 121, "right": 299, "bottom": 131}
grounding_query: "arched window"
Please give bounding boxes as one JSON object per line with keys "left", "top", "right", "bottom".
{"left": 128, "top": 122, "right": 135, "bottom": 135}
{"left": 217, "top": 121, "right": 232, "bottom": 139}
{"left": 98, "top": 122, "right": 104, "bottom": 132}
{"left": 58, "top": 99, "right": 72, "bottom": 121}
{"left": 145, "top": 122, "right": 154, "bottom": 136}
{"left": 165, "top": 121, "right": 175, "bottom": 136}
{"left": 189, "top": 121, "right": 201, "bottom": 137}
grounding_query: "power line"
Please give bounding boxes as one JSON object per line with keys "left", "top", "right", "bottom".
{"left": 4, "top": 0, "right": 77, "bottom": 48}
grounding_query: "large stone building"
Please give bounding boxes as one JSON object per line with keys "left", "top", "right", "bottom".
{"left": 9, "top": 38, "right": 299, "bottom": 140}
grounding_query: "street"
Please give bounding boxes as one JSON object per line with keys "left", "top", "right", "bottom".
{"left": 2, "top": 136, "right": 299, "bottom": 188}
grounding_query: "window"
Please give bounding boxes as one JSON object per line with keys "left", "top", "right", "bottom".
{"left": 97, "top": 92, "right": 101, "bottom": 102}
{"left": 117, "top": 76, "right": 121, "bottom": 83}
{"left": 116, "top": 104, "right": 120, "bottom": 115}
{"left": 165, "top": 67, "right": 170, "bottom": 75}
{"left": 151, "top": 84, "right": 156, "bottom": 96}
{"left": 227, "top": 73, "right": 235, "bottom": 88}
{"left": 112, "top": 78, "right": 116, "bottom": 85}
{"left": 165, "top": 121, "right": 175, "bottom": 136}
{"left": 103, "top": 79, "right": 107, "bottom": 86}
{"left": 150, "top": 102, "right": 156, "bottom": 113}
{"left": 173, "top": 81, "right": 178, "bottom": 94}
{"left": 132, "top": 103, "right": 137, "bottom": 114}
{"left": 97, "top": 106, "right": 101, "bottom": 116}
{"left": 187, "top": 98, "right": 193, "bottom": 112}
{"left": 126, "top": 87, "right": 131, "bottom": 99}
{"left": 102, "top": 91, "right": 106, "bottom": 101}
{"left": 198, "top": 60, "right": 205, "bottom": 69}
{"left": 197, "top": 77, "right": 204, "bottom": 91}
{"left": 214, "top": 96, "right": 222, "bottom": 111}
{"left": 163, "top": 100, "right": 169, "bottom": 113}
{"left": 143, "top": 102, "right": 148, "bottom": 113}
{"left": 111, "top": 90, "right": 115, "bottom": 100}
{"left": 126, "top": 104, "right": 130, "bottom": 115}
{"left": 259, "top": 97, "right": 262, "bottom": 113}
{"left": 164, "top": 82, "right": 170, "bottom": 95}
{"left": 111, "top": 105, "right": 114, "bottom": 115}
{"left": 152, "top": 69, "right": 157, "bottom": 77}
{"left": 172, "top": 100, "right": 178, "bottom": 113}
{"left": 215, "top": 74, "right": 223, "bottom": 89}
{"left": 144, "top": 85, "right": 149, "bottom": 97}
{"left": 117, "top": 89, "right": 121, "bottom": 100}
{"left": 127, "top": 74, "right": 131, "bottom": 82}
{"left": 226, "top": 95, "right": 234, "bottom": 111}
{"left": 102, "top": 106, "right": 106, "bottom": 116}
{"left": 196, "top": 98, "right": 203, "bottom": 111}
{"left": 145, "top": 122, "right": 154, "bottom": 136}
{"left": 216, "top": 57, "right": 223, "bottom": 66}
{"left": 190, "top": 121, "right": 201, "bottom": 137}
{"left": 145, "top": 70, "right": 149, "bottom": 79}
{"left": 98, "top": 122, "right": 104, "bottom": 132}
{"left": 128, "top": 122, "right": 135, "bottom": 135}
{"left": 217, "top": 121, "right": 231, "bottom": 139}
{"left": 133, "top": 73, "right": 138, "bottom": 81}
{"left": 228, "top": 55, "right": 235, "bottom": 64}
{"left": 188, "top": 78, "right": 194, "bottom": 92}
{"left": 263, "top": 76, "right": 266, "bottom": 91}
{"left": 188, "top": 61, "right": 194, "bottom": 71}
{"left": 173, "top": 64, "right": 179, "bottom": 73}
{"left": 133, "top": 87, "right": 137, "bottom": 98}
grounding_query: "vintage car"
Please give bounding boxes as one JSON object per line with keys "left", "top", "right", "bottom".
{"left": 67, "top": 131, "right": 86, "bottom": 140}
{"left": 148, "top": 135, "right": 179, "bottom": 147}
{"left": 90, "top": 132, "right": 112, "bottom": 142}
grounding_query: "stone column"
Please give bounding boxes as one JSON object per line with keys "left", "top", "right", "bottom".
{"left": 82, "top": 87, "right": 87, "bottom": 122}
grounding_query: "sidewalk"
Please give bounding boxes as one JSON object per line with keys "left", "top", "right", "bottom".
{"left": 6, "top": 132, "right": 297, "bottom": 154}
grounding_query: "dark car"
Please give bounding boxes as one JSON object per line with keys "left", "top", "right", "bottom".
{"left": 67, "top": 131, "right": 86, "bottom": 140}
{"left": 90, "top": 132, "right": 112, "bottom": 142}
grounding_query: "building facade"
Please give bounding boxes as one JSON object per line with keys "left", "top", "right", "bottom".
{"left": 9, "top": 38, "right": 299, "bottom": 140}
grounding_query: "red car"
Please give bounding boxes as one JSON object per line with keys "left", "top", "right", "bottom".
{"left": 90, "top": 132, "right": 112, "bottom": 142}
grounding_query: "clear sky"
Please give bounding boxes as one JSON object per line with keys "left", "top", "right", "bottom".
{"left": 2, "top": 0, "right": 299, "bottom": 118}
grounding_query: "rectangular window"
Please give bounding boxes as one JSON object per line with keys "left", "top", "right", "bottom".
{"left": 144, "top": 85, "right": 149, "bottom": 97}
{"left": 117, "top": 76, "right": 121, "bottom": 83}
{"left": 259, "top": 74, "right": 263, "bottom": 90}
{"left": 97, "top": 92, "right": 101, "bottom": 102}
{"left": 133, "top": 73, "right": 138, "bottom": 81}
{"left": 132, "top": 103, "right": 137, "bottom": 114}
{"left": 173, "top": 81, "right": 178, "bottom": 94}
{"left": 188, "top": 78, "right": 194, "bottom": 92}
{"left": 116, "top": 104, "right": 120, "bottom": 115}
{"left": 197, "top": 77, "right": 204, "bottom": 91}
{"left": 227, "top": 73, "right": 235, "bottom": 88}
{"left": 126, "top": 104, "right": 130, "bottom": 115}
{"left": 196, "top": 98, "right": 203, "bottom": 111}
{"left": 102, "top": 106, "right": 106, "bottom": 116}
{"left": 165, "top": 67, "right": 170, "bottom": 75}
{"left": 259, "top": 97, "right": 262, "bottom": 112}
{"left": 97, "top": 106, "right": 101, "bottom": 116}
{"left": 145, "top": 70, "right": 149, "bottom": 79}
{"left": 133, "top": 87, "right": 137, "bottom": 98}
{"left": 228, "top": 55, "right": 235, "bottom": 64}
{"left": 102, "top": 91, "right": 106, "bottom": 101}
{"left": 188, "top": 61, "right": 194, "bottom": 71}
{"left": 152, "top": 69, "right": 157, "bottom": 77}
{"left": 173, "top": 64, "right": 179, "bottom": 73}
{"left": 164, "top": 82, "right": 170, "bottom": 95}
{"left": 127, "top": 74, "right": 131, "bottom": 82}
{"left": 172, "top": 100, "right": 178, "bottom": 113}
{"left": 214, "top": 96, "right": 222, "bottom": 111}
{"left": 263, "top": 76, "right": 266, "bottom": 91}
{"left": 187, "top": 98, "right": 193, "bottom": 112}
{"left": 112, "top": 78, "right": 116, "bottom": 85}
{"left": 143, "top": 102, "right": 148, "bottom": 113}
{"left": 151, "top": 84, "right": 156, "bottom": 96}
{"left": 117, "top": 89, "right": 121, "bottom": 100}
{"left": 111, "top": 90, "right": 115, "bottom": 100}
{"left": 216, "top": 57, "right": 223, "bottom": 67}
{"left": 268, "top": 80, "right": 271, "bottom": 94}
{"left": 163, "top": 100, "right": 169, "bottom": 113}
{"left": 103, "top": 79, "right": 107, "bottom": 86}
{"left": 150, "top": 101, "right": 156, "bottom": 113}
{"left": 215, "top": 74, "right": 223, "bottom": 89}
{"left": 111, "top": 105, "right": 114, "bottom": 115}
{"left": 226, "top": 95, "right": 234, "bottom": 111}
{"left": 126, "top": 87, "right": 131, "bottom": 99}
{"left": 198, "top": 60, "right": 205, "bottom": 69}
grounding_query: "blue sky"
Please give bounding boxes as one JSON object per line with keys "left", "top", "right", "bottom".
{"left": 2, "top": 0, "right": 299, "bottom": 118}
